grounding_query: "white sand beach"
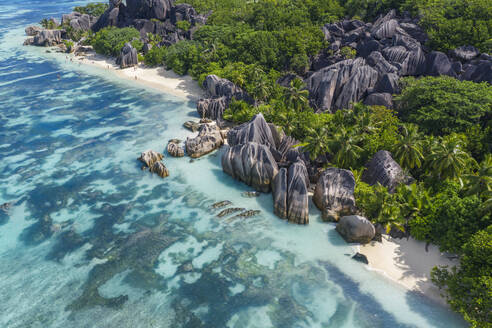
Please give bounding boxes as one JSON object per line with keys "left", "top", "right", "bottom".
{"left": 360, "top": 235, "right": 459, "bottom": 306}
{"left": 72, "top": 51, "right": 204, "bottom": 101}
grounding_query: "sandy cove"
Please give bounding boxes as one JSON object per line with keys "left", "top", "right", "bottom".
{"left": 71, "top": 51, "right": 204, "bottom": 101}
{"left": 360, "top": 235, "right": 459, "bottom": 306}
{"left": 68, "top": 50, "right": 457, "bottom": 307}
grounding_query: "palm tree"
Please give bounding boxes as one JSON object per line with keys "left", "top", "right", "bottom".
{"left": 283, "top": 78, "right": 309, "bottom": 112}
{"left": 462, "top": 154, "right": 492, "bottom": 196}
{"left": 297, "top": 126, "right": 331, "bottom": 161}
{"left": 392, "top": 124, "right": 424, "bottom": 169}
{"left": 330, "top": 128, "right": 362, "bottom": 169}
{"left": 426, "top": 135, "right": 475, "bottom": 180}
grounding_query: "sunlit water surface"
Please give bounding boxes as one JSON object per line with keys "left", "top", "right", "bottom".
{"left": 0, "top": 1, "right": 468, "bottom": 327}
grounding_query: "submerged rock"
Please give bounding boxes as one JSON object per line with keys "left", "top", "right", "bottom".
{"left": 211, "top": 200, "right": 232, "bottom": 209}
{"left": 230, "top": 210, "right": 261, "bottom": 219}
{"left": 361, "top": 150, "right": 412, "bottom": 193}
{"left": 272, "top": 160, "right": 309, "bottom": 224}
{"left": 186, "top": 124, "right": 224, "bottom": 158}
{"left": 138, "top": 150, "right": 164, "bottom": 169}
{"left": 336, "top": 215, "right": 375, "bottom": 244}
{"left": 183, "top": 120, "right": 201, "bottom": 132}
{"left": 217, "top": 207, "right": 245, "bottom": 218}
{"left": 313, "top": 168, "right": 356, "bottom": 221}
{"left": 241, "top": 191, "right": 260, "bottom": 198}
{"left": 222, "top": 142, "right": 278, "bottom": 192}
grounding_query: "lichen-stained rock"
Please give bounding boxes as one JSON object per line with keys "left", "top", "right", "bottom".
{"left": 425, "top": 51, "right": 457, "bottom": 77}
{"left": 25, "top": 26, "right": 41, "bottom": 36}
{"left": 286, "top": 161, "right": 309, "bottom": 224}
{"left": 126, "top": 0, "right": 174, "bottom": 20}
{"left": 197, "top": 97, "right": 228, "bottom": 120}
{"left": 227, "top": 113, "right": 276, "bottom": 149}
{"left": 449, "top": 45, "right": 480, "bottom": 62}
{"left": 151, "top": 161, "right": 169, "bottom": 178}
{"left": 32, "top": 29, "right": 63, "bottom": 46}
{"left": 364, "top": 93, "right": 393, "bottom": 108}
{"left": 272, "top": 161, "right": 309, "bottom": 224}
{"left": 222, "top": 142, "right": 278, "bottom": 192}
{"left": 167, "top": 140, "right": 184, "bottom": 157}
{"left": 336, "top": 215, "right": 375, "bottom": 244}
{"left": 361, "top": 150, "right": 412, "bottom": 193}
{"left": 186, "top": 124, "right": 224, "bottom": 158}
{"left": 372, "top": 19, "right": 399, "bottom": 40}
{"left": 313, "top": 168, "right": 356, "bottom": 222}
{"left": 374, "top": 73, "right": 399, "bottom": 94}
{"left": 138, "top": 150, "right": 164, "bottom": 168}
{"left": 116, "top": 43, "right": 138, "bottom": 68}
{"left": 305, "top": 58, "right": 367, "bottom": 112}
{"left": 334, "top": 65, "right": 379, "bottom": 110}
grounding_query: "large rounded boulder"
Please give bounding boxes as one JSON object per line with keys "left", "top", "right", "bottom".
{"left": 336, "top": 215, "right": 375, "bottom": 244}
{"left": 361, "top": 150, "right": 412, "bottom": 193}
{"left": 313, "top": 168, "right": 356, "bottom": 221}
{"left": 185, "top": 124, "right": 223, "bottom": 158}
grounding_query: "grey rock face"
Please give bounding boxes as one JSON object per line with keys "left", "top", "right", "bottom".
{"left": 313, "top": 168, "right": 356, "bottom": 221}
{"left": 63, "top": 12, "right": 96, "bottom": 31}
{"left": 197, "top": 97, "right": 228, "bottom": 120}
{"left": 425, "top": 51, "right": 456, "bottom": 77}
{"left": 450, "top": 45, "right": 480, "bottom": 62}
{"left": 361, "top": 150, "right": 412, "bottom": 193}
{"left": 116, "top": 43, "right": 138, "bottom": 68}
{"left": 306, "top": 58, "right": 378, "bottom": 112}
{"left": 126, "top": 0, "right": 174, "bottom": 20}
{"left": 227, "top": 114, "right": 276, "bottom": 149}
{"left": 364, "top": 93, "right": 393, "bottom": 108}
{"left": 374, "top": 73, "right": 399, "bottom": 94}
{"left": 222, "top": 142, "right": 278, "bottom": 192}
{"left": 372, "top": 19, "right": 399, "bottom": 40}
{"left": 25, "top": 26, "right": 42, "bottom": 36}
{"left": 272, "top": 161, "right": 309, "bottom": 224}
{"left": 170, "top": 3, "right": 197, "bottom": 24}
{"left": 461, "top": 61, "right": 492, "bottom": 84}
{"left": 336, "top": 215, "right": 375, "bottom": 244}
{"left": 186, "top": 124, "right": 224, "bottom": 158}
{"left": 32, "top": 29, "right": 62, "bottom": 46}
{"left": 366, "top": 51, "right": 398, "bottom": 76}
{"left": 167, "top": 140, "right": 184, "bottom": 157}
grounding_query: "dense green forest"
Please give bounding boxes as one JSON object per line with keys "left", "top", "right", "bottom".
{"left": 70, "top": 0, "right": 492, "bottom": 326}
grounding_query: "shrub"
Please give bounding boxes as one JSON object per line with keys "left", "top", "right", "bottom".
{"left": 176, "top": 20, "right": 192, "bottom": 31}
{"left": 73, "top": 3, "right": 109, "bottom": 16}
{"left": 395, "top": 76, "right": 492, "bottom": 136}
{"left": 144, "top": 46, "right": 166, "bottom": 67}
{"left": 163, "top": 41, "right": 201, "bottom": 75}
{"left": 90, "top": 27, "right": 142, "bottom": 57}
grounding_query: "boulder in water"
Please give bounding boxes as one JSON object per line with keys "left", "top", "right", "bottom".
{"left": 138, "top": 150, "right": 164, "bottom": 168}
{"left": 167, "top": 140, "right": 184, "bottom": 157}
{"left": 336, "top": 215, "right": 375, "bottom": 244}
{"left": 186, "top": 124, "right": 224, "bottom": 158}
{"left": 151, "top": 161, "right": 169, "bottom": 178}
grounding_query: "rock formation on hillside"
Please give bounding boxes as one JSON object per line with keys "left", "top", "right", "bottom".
{"left": 361, "top": 150, "right": 413, "bottom": 192}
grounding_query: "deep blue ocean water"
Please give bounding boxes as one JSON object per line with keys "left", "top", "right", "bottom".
{"left": 0, "top": 1, "right": 469, "bottom": 327}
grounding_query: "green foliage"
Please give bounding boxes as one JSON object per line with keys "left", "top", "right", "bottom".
{"left": 409, "top": 181, "right": 490, "bottom": 252}
{"left": 40, "top": 18, "right": 57, "bottom": 29}
{"left": 223, "top": 100, "right": 260, "bottom": 122}
{"left": 73, "top": 2, "right": 108, "bottom": 16}
{"left": 342, "top": 0, "right": 407, "bottom": 20}
{"left": 144, "top": 46, "right": 166, "bottom": 67}
{"left": 391, "top": 124, "right": 424, "bottom": 170}
{"left": 176, "top": 20, "right": 192, "bottom": 31}
{"left": 431, "top": 226, "right": 492, "bottom": 327}
{"left": 282, "top": 78, "right": 310, "bottom": 112}
{"left": 163, "top": 41, "right": 201, "bottom": 75}
{"left": 416, "top": 0, "right": 492, "bottom": 52}
{"left": 63, "top": 40, "right": 74, "bottom": 52}
{"left": 340, "top": 46, "right": 356, "bottom": 59}
{"left": 395, "top": 76, "right": 492, "bottom": 136}
{"left": 90, "top": 27, "right": 142, "bottom": 57}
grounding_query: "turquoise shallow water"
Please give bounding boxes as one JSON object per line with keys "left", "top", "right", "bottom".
{"left": 0, "top": 1, "right": 468, "bottom": 327}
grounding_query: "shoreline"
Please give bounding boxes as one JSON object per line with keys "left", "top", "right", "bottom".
{"left": 52, "top": 47, "right": 455, "bottom": 308}
{"left": 359, "top": 235, "right": 458, "bottom": 307}
{"left": 69, "top": 51, "right": 204, "bottom": 102}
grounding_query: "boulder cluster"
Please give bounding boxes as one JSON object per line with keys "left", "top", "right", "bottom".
{"left": 138, "top": 150, "right": 169, "bottom": 178}
{"left": 307, "top": 9, "right": 492, "bottom": 111}
{"left": 92, "top": 0, "right": 207, "bottom": 45}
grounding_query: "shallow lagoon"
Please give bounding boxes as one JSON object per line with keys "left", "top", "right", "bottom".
{"left": 0, "top": 1, "right": 468, "bottom": 327}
